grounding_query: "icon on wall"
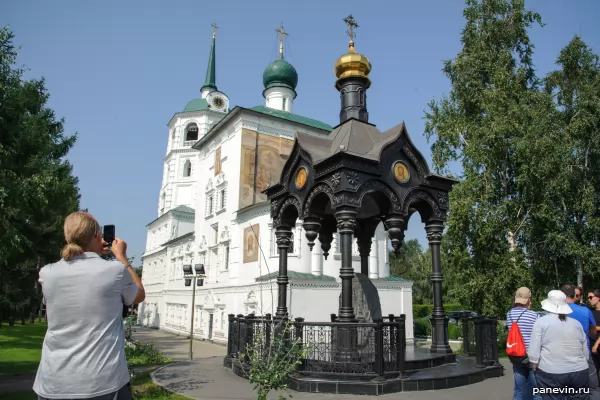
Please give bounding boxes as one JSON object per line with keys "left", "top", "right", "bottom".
{"left": 392, "top": 161, "right": 410, "bottom": 184}
{"left": 295, "top": 167, "right": 308, "bottom": 189}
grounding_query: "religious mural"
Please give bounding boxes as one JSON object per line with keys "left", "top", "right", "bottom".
{"left": 238, "top": 129, "right": 294, "bottom": 209}
{"left": 243, "top": 224, "right": 260, "bottom": 263}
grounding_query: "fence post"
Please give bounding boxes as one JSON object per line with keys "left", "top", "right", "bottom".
{"left": 487, "top": 316, "right": 500, "bottom": 365}
{"left": 238, "top": 314, "right": 247, "bottom": 363}
{"left": 265, "top": 313, "right": 272, "bottom": 353}
{"left": 227, "top": 314, "right": 235, "bottom": 357}
{"left": 474, "top": 316, "right": 484, "bottom": 368}
{"left": 397, "top": 314, "right": 406, "bottom": 376}
{"left": 461, "top": 311, "right": 470, "bottom": 355}
{"left": 374, "top": 318, "right": 385, "bottom": 379}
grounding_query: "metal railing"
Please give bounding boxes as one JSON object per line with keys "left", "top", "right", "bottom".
{"left": 227, "top": 313, "right": 407, "bottom": 378}
{"left": 458, "top": 312, "right": 500, "bottom": 367}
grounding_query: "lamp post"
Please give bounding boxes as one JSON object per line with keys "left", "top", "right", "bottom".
{"left": 183, "top": 263, "right": 205, "bottom": 360}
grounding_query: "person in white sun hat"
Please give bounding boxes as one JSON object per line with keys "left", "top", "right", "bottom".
{"left": 528, "top": 290, "right": 590, "bottom": 399}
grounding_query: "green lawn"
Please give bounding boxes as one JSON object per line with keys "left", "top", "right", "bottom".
{"left": 0, "top": 321, "right": 189, "bottom": 400}
{"left": 0, "top": 321, "right": 47, "bottom": 376}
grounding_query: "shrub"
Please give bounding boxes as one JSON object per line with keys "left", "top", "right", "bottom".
{"left": 413, "top": 303, "right": 463, "bottom": 318}
{"left": 413, "top": 317, "right": 431, "bottom": 337}
{"left": 241, "top": 318, "right": 307, "bottom": 400}
{"left": 448, "top": 323, "right": 463, "bottom": 340}
{"left": 125, "top": 341, "right": 170, "bottom": 366}
{"left": 497, "top": 321, "right": 507, "bottom": 351}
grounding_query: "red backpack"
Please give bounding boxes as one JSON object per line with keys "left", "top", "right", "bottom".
{"left": 506, "top": 311, "right": 529, "bottom": 364}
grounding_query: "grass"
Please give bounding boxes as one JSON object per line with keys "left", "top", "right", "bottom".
{"left": 0, "top": 320, "right": 189, "bottom": 400}
{"left": 0, "top": 320, "right": 47, "bottom": 375}
{"left": 130, "top": 372, "right": 191, "bottom": 400}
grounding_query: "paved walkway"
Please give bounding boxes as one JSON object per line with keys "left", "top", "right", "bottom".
{"left": 135, "top": 328, "right": 513, "bottom": 400}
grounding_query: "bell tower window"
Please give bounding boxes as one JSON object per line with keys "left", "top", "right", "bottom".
{"left": 183, "top": 160, "right": 192, "bottom": 177}
{"left": 282, "top": 98, "right": 287, "bottom": 111}
{"left": 185, "top": 123, "right": 199, "bottom": 142}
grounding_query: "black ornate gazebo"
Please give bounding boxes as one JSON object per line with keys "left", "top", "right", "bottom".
{"left": 224, "top": 16, "right": 503, "bottom": 394}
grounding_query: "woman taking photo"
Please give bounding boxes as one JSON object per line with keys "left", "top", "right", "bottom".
{"left": 528, "top": 290, "right": 589, "bottom": 399}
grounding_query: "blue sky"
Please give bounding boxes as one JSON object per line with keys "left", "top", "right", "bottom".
{"left": 3, "top": 0, "right": 599, "bottom": 262}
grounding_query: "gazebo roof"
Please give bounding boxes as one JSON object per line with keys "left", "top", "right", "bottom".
{"left": 295, "top": 118, "right": 404, "bottom": 166}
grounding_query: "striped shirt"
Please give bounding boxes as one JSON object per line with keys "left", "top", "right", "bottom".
{"left": 506, "top": 308, "right": 539, "bottom": 349}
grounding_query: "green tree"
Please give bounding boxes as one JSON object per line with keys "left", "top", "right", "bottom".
{"left": 423, "top": 0, "right": 558, "bottom": 316}
{"left": 390, "top": 240, "right": 432, "bottom": 305}
{"left": 0, "top": 27, "right": 81, "bottom": 325}
{"left": 529, "top": 36, "right": 600, "bottom": 291}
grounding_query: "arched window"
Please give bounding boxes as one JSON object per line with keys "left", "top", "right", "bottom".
{"left": 160, "top": 192, "right": 166, "bottom": 214}
{"left": 185, "top": 123, "right": 199, "bottom": 141}
{"left": 183, "top": 160, "right": 192, "bottom": 177}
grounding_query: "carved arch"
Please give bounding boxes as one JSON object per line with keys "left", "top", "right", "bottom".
{"left": 301, "top": 182, "right": 335, "bottom": 219}
{"left": 401, "top": 187, "right": 445, "bottom": 220}
{"left": 355, "top": 179, "right": 402, "bottom": 213}
{"left": 273, "top": 195, "right": 302, "bottom": 227}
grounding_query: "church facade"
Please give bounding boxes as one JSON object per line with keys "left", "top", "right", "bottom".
{"left": 137, "top": 26, "right": 414, "bottom": 343}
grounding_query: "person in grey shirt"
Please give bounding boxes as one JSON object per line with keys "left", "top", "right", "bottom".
{"left": 529, "top": 290, "right": 589, "bottom": 399}
{"left": 33, "top": 212, "right": 145, "bottom": 400}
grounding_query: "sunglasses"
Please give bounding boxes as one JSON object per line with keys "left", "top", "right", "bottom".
{"left": 590, "top": 296, "right": 596, "bottom": 300}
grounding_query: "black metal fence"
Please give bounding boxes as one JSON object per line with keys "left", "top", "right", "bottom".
{"left": 227, "top": 313, "right": 407, "bottom": 378}
{"left": 459, "top": 312, "right": 500, "bottom": 367}
{"left": 227, "top": 312, "right": 500, "bottom": 379}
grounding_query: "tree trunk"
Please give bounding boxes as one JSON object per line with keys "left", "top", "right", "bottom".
{"left": 8, "top": 314, "right": 14, "bottom": 326}
{"left": 577, "top": 256, "right": 583, "bottom": 288}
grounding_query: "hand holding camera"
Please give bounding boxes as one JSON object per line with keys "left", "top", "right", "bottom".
{"left": 111, "top": 238, "right": 128, "bottom": 264}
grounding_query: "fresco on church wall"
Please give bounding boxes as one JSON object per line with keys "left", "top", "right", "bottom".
{"left": 238, "top": 128, "right": 294, "bottom": 209}
{"left": 243, "top": 224, "right": 260, "bottom": 263}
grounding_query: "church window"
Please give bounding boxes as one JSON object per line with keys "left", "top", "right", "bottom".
{"left": 224, "top": 245, "right": 229, "bottom": 271}
{"left": 282, "top": 98, "right": 287, "bottom": 111}
{"left": 183, "top": 160, "right": 192, "bottom": 177}
{"left": 185, "top": 123, "right": 199, "bottom": 142}
{"left": 214, "top": 147, "right": 222, "bottom": 175}
{"left": 211, "top": 224, "right": 218, "bottom": 245}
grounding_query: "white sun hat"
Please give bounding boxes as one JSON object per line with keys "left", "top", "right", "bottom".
{"left": 541, "top": 290, "right": 573, "bottom": 315}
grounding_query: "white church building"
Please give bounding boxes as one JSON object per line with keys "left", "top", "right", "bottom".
{"left": 137, "top": 26, "right": 414, "bottom": 343}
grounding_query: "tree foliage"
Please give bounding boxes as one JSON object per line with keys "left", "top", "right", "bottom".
{"left": 0, "top": 27, "right": 81, "bottom": 325}
{"left": 424, "top": 0, "right": 600, "bottom": 316}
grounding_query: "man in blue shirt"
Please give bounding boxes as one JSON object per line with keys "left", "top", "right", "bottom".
{"left": 563, "top": 283, "right": 599, "bottom": 398}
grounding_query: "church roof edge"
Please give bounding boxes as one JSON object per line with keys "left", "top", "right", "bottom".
{"left": 192, "top": 105, "right": 333, "bottom": 151}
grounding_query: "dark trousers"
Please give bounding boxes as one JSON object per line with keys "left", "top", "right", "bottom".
{"left": 535, "top": 368, "right": 589, "bottom": 400}
{"left": 593, "top": 353, "right": 600, "bottom": 380}
{"left": 38, "top": 382, "right": 132, "bottom": 400}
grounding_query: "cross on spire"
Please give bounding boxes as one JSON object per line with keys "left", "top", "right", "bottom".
{"left": 343, "top": 14, "right": 359, "bottom": 43}
{"left": 211, "top": 22, "right": 219, "bottom": 38}
{"left": 275, "top": 23, "right": 289, "bottom": 58}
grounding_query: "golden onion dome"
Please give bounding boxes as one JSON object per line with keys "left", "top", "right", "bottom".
{"left": 334, "top": 41, "right": 371, "bottom": 82}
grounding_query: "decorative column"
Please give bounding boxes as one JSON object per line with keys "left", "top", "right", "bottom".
{"left": 311, "top": 237, "right": 323, "bottom": 276}
{"left": 426, "top": 221, "right": 452, "bottom": 354}
{"left": 275, "top": 226, "right": 293, "bottom": 318}
{"left": 335, "top": 208, "right": 357, "bottom": 322}
{"left": 369, "top": 235, "right": 379, "bottom": 279}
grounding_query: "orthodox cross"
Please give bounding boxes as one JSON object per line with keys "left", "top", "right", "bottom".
{"left": 275, "top": 23, "right": 289, "bottom": 56}
{"left": 211, "top": 22, "right": 219, "bottom": 38}
{"left": 343, "top": 14, "right": 359, "bottom": 42}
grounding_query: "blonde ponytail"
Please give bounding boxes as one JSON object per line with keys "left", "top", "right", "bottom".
{"left": 61, "top": 212, "right": 101, "bottom": 261}
{"left": 61, "top": 243, "right": 84, "bottom": 261}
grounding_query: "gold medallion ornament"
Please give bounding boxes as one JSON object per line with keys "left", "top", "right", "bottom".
{"left": 392, "top": 161, "right": 410, "bottom": 184}
{"left": 295, "top": 167, "right": 307, "bottom": 189}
